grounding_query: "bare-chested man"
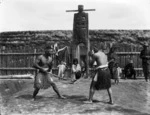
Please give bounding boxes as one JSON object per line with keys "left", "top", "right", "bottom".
{"left": 32, "top": 45, "right": 65, "bottom": 100}
{"left": 85, "top": 46, "right": 113, "bottom": 104}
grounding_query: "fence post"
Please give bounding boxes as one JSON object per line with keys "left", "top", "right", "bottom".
{"left": 33, "top": 49, "right": 37, "bottom": 75}
{"left": 2, "top": 46, "right": 6, "bottom": 75}
{"left": 0, "top": 46, "right": 1, "bottom": 75}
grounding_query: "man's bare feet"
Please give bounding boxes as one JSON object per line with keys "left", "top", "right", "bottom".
{"left": 59, "top": 95, "right": 66, "bottom": 99}
{"left": 108, "top": 101, "right": 114, "bottom": 105}
{"left": 31, "top": 98, "right": 36, "bottom": 101}
{"left": 70, "top": 80, "right": 76, "bottom": 84}
{"left": 83, "top": 100, "right": 93, "bottom": 104}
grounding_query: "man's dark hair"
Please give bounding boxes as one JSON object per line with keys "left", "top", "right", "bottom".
{"left": 110, "top": 47, "right": 116, "bottom": 52}
{"left": 88, "top": 51, "right": 93, "bottom": 56}
{"left": 73, "top": 58, "right": 78, "bottom": 64}
{"left": 115, "top": 63, "right": 119, "bottom": 66}
{"left": 93, "top": 43, "right": 106, "bottom": 51}
{"left": 45, "top": 45, "right": 53, "bottom": 50}
{"left": 93, "top": 47, "right": 98, "bottom": 53}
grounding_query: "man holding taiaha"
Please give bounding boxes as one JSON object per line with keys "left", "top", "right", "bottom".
{"left": 32, "top": 45, "right": 65, "bottom": 100}
{"left": 85, "top": 45, "right": 113, "bottom": 104}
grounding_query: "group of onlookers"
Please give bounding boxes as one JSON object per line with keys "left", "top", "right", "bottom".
{"left": 57, "top": 42, "right": 150, "bottom": 83}
{"left": 108, "top": 42, "right": 150, "bottom": 83}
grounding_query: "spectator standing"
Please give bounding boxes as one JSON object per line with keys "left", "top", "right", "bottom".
{"left": 57, "top": 61, "right": 67, "bottom": 80}
{"left": 113, "top": 63, "right": 122, "bottom": 84}
{"left": 108, "top": 47, "right": 117, "bottom": 79}
{"left": 140, "top": 42, "right": 150, "bottom": 82}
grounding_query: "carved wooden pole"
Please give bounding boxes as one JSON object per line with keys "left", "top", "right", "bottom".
{"left": 66, "top": 5, "right": 95, "bottom": 78}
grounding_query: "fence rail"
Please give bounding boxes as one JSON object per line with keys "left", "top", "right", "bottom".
{"left": 0, "top": 52, "right": 141, "bottom": 56}
{"left": 0, "top": 68, "right": 35, "bottom": 70}
{"left": 116, "top": 52, "right": 140, "bottom": 55}
{"left": 0, "top": 53, "right": 42, "bottom": 56}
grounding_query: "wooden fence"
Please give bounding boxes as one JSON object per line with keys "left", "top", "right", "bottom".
{"left": 0, "top": 44, "right": 144, "bottom": 78}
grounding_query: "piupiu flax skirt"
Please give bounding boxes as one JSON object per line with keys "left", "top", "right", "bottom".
{"left": 93, "top": 68, "right": 111, "bottom": 90}
{"left": 34, "top": 72, "right": 53, "bottom": 89}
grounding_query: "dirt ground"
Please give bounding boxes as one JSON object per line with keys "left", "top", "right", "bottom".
{"left": 0, "top": 77, "right": 150, "bottom": 115}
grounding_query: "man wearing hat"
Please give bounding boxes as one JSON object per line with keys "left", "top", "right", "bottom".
{"left": 123, "top": 59, "right": 136, "bottom": 79}
{"left": 140, "top": 42, "right": 150, "bottom": 82}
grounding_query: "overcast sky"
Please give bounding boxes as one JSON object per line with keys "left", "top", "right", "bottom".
{"left": 0, "top": 0, "right": 150, "bottom": 32}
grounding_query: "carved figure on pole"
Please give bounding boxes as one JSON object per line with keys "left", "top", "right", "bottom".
{"left": 73, "top": 5, "right": 88, "bottom": 45}
{"left": 67, "top": 5, "right": 95, "bottom": 45}
{"left": 66, "top": 5, "right": 95, "bottom": 77}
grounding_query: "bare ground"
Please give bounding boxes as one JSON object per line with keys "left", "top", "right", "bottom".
{"left": 0, "top": 78, "right": 150, "bottom": 115}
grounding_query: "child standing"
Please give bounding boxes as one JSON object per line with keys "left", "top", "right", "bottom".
{"left": 113, "top": 63, "right": 122, "bottom": 84}
{"left": 57, "top": 61, "right": 67, "bottom": 80}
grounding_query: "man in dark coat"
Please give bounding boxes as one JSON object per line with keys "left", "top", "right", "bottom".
{"left": 140, "top": 42, "right": 150, "bottom": 82}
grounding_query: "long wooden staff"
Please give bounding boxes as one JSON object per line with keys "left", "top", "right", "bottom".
{"left": 47, "top": 72, "right": 67, "bottom": 80}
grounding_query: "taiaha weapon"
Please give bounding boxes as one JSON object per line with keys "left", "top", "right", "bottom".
{"left": 47, "top": 72, "right": 67, "bottom": 80}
